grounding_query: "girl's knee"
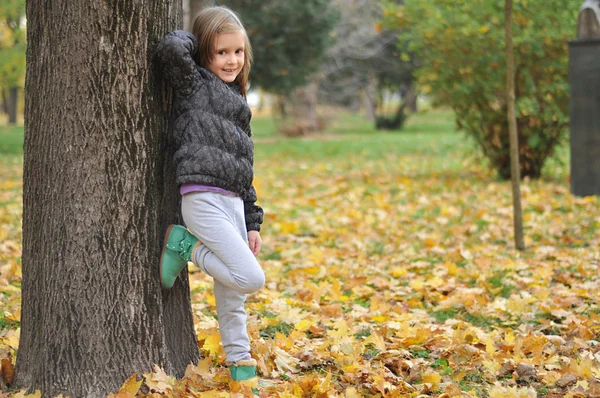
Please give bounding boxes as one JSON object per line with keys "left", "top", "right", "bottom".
{"left": 238, "top": 269, "right": 265, "bottom": 294}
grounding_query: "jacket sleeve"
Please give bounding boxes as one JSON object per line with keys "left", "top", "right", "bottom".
{"left": 244, "top": 184, "right": 264, "bottom": 232}
{"left": 154, "top": 30, "right": 202, "bottom": 97}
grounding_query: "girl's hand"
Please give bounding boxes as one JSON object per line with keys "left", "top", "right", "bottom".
{"left": 248, "top": 230, "right": 262, "bottom": 256}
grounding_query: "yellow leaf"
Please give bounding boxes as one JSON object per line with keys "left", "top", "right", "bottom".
{"left": 206, "top": 292, "right": 216, "bottom": 306}
{"left": 11, "top": 390, "right": 42, "bottom": 398}
{"left": 294, "top": 319, "right": 312, "bottom": 332}
{"left": 422, "top": 371, "right": 442, "bottom": 385}
{"left": 203, "top": 331, "right": 223, "bottom": 356}
{"left": 116, "top": 374, "right": 142, "bottom": 397}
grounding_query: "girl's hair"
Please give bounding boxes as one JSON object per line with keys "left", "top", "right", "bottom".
{"left": 192, "top": 6, "right": 252, "bottom": 98}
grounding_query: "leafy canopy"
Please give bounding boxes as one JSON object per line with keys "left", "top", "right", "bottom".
{"left": 382, "top": 0, "right": 578, "bottom": 179}
{"left": 219, "top": 0, "right": 338, "bottom": 95}
{"left": 0, "top": 0, "right": 26, "bottom": 88}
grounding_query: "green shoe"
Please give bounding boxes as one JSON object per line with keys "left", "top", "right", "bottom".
{"left": 229, "top": 359, "right": 259, "bottom": 394}
{"left": 160, "top": 224, "right": 199, "bottom": 289}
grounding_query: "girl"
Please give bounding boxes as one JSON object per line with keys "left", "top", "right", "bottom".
{"left": 155, "top": 6, "right": 265, "bottom": 382}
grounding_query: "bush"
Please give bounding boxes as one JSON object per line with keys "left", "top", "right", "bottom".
{"left": 383, "top": 0, "right": 576, "bottom": 179}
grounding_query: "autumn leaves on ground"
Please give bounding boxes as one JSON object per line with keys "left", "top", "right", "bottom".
{"left": 1, "top": 111, "right": 599, "bottom": 397}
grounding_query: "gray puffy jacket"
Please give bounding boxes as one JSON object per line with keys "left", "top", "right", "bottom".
{"left": 155, "top": 30, "right": 263, "bottom": 232}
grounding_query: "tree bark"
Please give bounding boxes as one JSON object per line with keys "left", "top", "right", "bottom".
{"left": 505, "top": 0, "right": 525, "bottom": 251}
{"left": 16, "top": 2, "right": 200, "bottom": 397}
{"left": 7, "top": 86, "right": 18, "bottom": 125}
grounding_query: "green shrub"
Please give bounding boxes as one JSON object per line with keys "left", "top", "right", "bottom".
{"left": 383, "top": 0, "right": 576, "bottom": 179}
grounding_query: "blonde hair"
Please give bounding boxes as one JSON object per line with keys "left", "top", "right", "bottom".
{"left": 192, "top": 6, "right": 252, "bottom": 98}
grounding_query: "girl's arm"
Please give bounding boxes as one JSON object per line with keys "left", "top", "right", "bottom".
{"left": 154, "top": 30, "right": 202, "bottom": 97}
{"left": 244, "top": 185, "right": 264, "bottom": 233}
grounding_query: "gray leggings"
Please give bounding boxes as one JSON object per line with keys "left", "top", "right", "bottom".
{"left": 182, "top": 191, "right": 265, "bottom": 363}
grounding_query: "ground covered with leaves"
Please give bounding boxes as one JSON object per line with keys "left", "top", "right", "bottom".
{"left": 1, "top": 113, "right": 599, "bottom": 397}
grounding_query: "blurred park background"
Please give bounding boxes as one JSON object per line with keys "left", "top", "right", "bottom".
{"left": 3, "top": 1, "right": 600, "bottom": 397}
{"left": 0, "top": 0, "right": 577, "bottom": 182}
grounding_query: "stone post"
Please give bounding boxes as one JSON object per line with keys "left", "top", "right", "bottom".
{"left": 568, "top": 0, "right": 600, "bottom": 196}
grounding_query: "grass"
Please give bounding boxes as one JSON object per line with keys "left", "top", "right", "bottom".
{"left": 0, "top": 108, "right": 569, "bottom": 182}
{"left": 0, "top": 124, "right": 24, "bottom": 155}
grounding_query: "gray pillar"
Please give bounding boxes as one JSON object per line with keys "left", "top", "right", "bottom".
{"left": 568, "top": 1, "right": 600, "bottom": 196}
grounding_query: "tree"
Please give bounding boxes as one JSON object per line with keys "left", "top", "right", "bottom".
{"left": 219, "top": 0, "right": 337, "bottom": 135}
{"left": 320, "top": 0, "right": 416, "bottom": 129}
{"left": 15, "top": 2, "right": 199, "bottom": 397}
{"left": 505, "top": 0, "right": 525, "bottom": 250}
{"left": 0, "top": 0, "right": 26, "bottom": 124}
{"left": 385, "top": 0, "right": 576, "bottom": 179}
{"left": 184, "top": 0, "right": 215, "bottom": 30}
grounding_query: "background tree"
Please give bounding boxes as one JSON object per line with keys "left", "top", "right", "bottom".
{"left": 184, "top": 0, "right": 215, "bottom": 30}
{"left": 505, "top": 0, "right": 525, "bottom": 250}
{"left": 16, "top": 1, "right": 199, "bottom": 396}
{"left": 218, "top": 0, "right": 337, "bottom": 135}
{"left": 383, "top": 0, "right": 577, "bottom": 179}
{"left": 0, "top": 0, "right": 26, "bottom": 125}
{"left": 320, "top": 0, "right": 417, "bottom": 130}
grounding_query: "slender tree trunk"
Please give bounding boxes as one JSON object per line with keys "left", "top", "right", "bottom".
{"left": 16, "top": 2, "right": 200, "bottom": 397}
{"left": 277, "top": 77, "right": 321, "bottom": 136}
{"left": 1, "top": 88, "right": 8, "bottom": 116}
{"left": 7, "top": 86, "right": 18, "bottom": 125}
{"left": 403, "top": 83, "right": 418, "bottom": 114}
{"left": 505, "top": 0, "right": 525, "bottom": 251}
{"left": 363, "top": 74, "right": 377, "bottom": 122}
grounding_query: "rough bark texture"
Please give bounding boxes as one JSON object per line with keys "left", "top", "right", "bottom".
{"left": 17, "top": 2, "right": 200, "bottom": 397}
{"left": 505, "top": 0, "right": 525, "bottom": 251}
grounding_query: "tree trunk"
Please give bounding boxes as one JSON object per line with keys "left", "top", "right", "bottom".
{"left": 505, "top": 0, "right": 525, "bottom": 251}
{"left": 277, "top": 77, "right": 320, "bottom": 136}
{"left": 16, "top": 2, "right": 200, "bottom": 397}
{"left": 7, "top": 86, "right": 18, "bottom": 125}
{"left": 1, "top": 88, "right": 8, "bottom": 116}
{"left": 403, "top": 83, "right": 418, "bottom": 114}
{"left": 187, "top": 0, "right": 215, "bottom": 30}
{"left": 363, "top": 74, "right": 377, "bottom": 122}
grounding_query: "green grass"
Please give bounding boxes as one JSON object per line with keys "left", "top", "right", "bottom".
{"left": 0, "top": 110, "right": 569, "bottom": 182}
{"left": 0, "top": 124, "right": 24, "bottom": 155}
{"left": 253, "top": 110, "right": 468, "bottom": 172}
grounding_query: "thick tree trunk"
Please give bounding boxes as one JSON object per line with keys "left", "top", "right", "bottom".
{"left": 505, "top": 0, "right": 525, "bottom": 251}
{"left": 16, "top": 2, "right": 200, "bottom": 397}
{"left": 7, "top": 86, "right": 18, "bottom": 125}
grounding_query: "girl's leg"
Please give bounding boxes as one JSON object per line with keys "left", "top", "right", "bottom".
{"left": 213, "top": 279, "right": 252, "bottom": 362}
{"left": 182, "top": 192, "right": 265, "bottom": 295}
{"left": 181, "top": 192, "right": 264, "bottom": 363}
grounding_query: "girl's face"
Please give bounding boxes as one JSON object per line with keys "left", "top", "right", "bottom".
{"left": 207, "top": 31, "right": 245, "bottom": 83}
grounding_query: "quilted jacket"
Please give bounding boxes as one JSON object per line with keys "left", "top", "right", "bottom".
{"left": 155, "top": 30, "right": 263, "bottom": 232}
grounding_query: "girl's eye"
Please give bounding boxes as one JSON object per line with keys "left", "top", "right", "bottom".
{"left": 218, "top": 51, "right": 226, "bottom": 55}
{"left": 236, "top": 49, "right": 244, "bottom": 54}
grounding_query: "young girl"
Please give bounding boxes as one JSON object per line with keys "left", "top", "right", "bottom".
{"left": 155, "top": 6, "right": 265, "bottom": 382}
